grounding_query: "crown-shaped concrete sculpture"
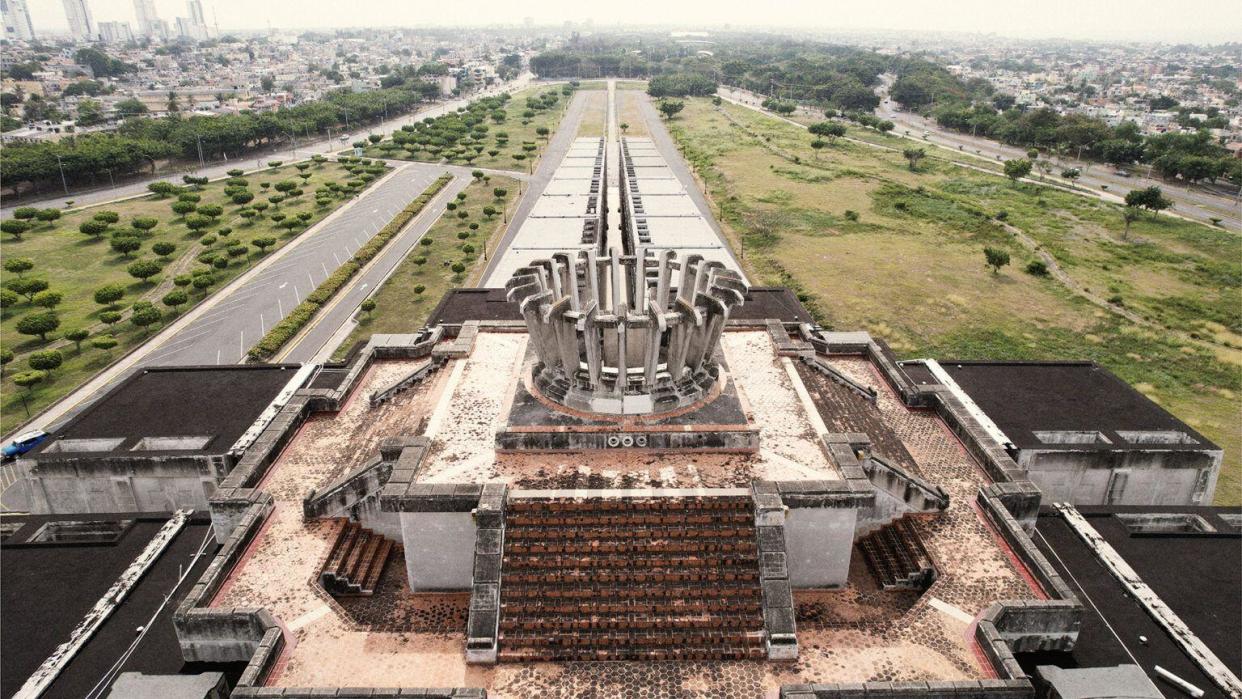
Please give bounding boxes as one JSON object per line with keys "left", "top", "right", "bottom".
{"left": 506, "top": 249, "right": 747, "bottom": 415}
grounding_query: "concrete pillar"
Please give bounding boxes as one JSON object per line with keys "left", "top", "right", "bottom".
{"left": 784, "top": 507, "right": 858, "bottom": 588}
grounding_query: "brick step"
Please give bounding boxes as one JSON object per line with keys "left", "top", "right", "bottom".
{"left": 500, "top": 628, "right": 766, "bottom": 649}
{"left": 504, "top": 567, "right": 759, "bottom": 585}
{"left": 319, "top": 520, "right": 395, "bottom": 596}
{"left": 505, "top": 525, "right": 756, "bottom": 541}
{"left": 502, "top": 598, "right": 762, "bottom": 617}
{"left": 505, "top": 539, "right": 755, "bottom": 556}
{"left": 501, "top": 583, "right": 761, "bottom": 601}
{"left": 506, "top": 497, "right": 752, "bottom": 514}
{"left": 499, "top": 611, "right": 763, "bottom": 633}
{"left": 502, "top": 553, "right": 759, "bottom": 570}
{"left": 497, "top": 645, "right": 767, "bottom": 663}
{"left": 507, "top": 512, "right": 754, "bottom": 527}
{"left": 359, "top": 538, "right": 393, "bottom": 593}
{"left": 857, "top": 517, "right": 937, "bottom": 591}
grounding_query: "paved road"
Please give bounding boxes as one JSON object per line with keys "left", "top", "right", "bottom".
{"left": 720, "top": 85, "right": 1240, "bottom": 231}
{"left": 144, "top": 163, "right": 449, "bottom": 366}
{"left": 1, "top": 74, "right": 539, "bottom": 216}
{"left": 479, "top": 89, "right": 592, "bottom": 283}
{"left": 281, "top": 174, "right": 471, "bottom": 363}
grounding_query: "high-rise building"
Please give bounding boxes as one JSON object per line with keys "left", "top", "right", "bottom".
{"left": 1, "top": 0, "right": 36, "bottom": 41}
{"left": 62, "top": 0, "right": 94, "bottom": 40}
{"left": 97, "top": 20, "right": 133, "bottom": 44}
{"left": 187, "top": 0, "right": 205, "bottom": 27}
{"left": 132, "top": 0, "right": 159, "bottom": 37}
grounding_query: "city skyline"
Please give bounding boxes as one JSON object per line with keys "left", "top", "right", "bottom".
{"left": 12, "top": 0, "right": 1242, "bottom": 43}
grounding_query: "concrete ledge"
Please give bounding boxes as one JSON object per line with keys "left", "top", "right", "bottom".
{"left": 752, "top": 483, "right": 798, "bottom": 660}
{"left": 465, "top": 484, "right": 507, "bottom": 665}
{"left": 779, "top": 679, "right": 1033, "bottom": 698}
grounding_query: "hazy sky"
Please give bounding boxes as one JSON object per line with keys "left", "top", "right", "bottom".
{"left": 21, "top": 0, "right": 1242, "bottom": 43}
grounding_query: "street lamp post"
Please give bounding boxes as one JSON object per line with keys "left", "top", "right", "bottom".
{"left": 55, "top": 154, "right": 69, "bottom": 195}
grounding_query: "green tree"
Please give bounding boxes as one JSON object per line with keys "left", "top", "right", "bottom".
{"left": 6, "top": 277, "right": 48, "bottom": 302}
{"left": 360, "top": 299, "right": 376, "bottom": 316}
{"left": 91, "top": 335, "right": 118, "bottom": 354}
{"left": 0, "top": 289, "right": 19, "bottom": 313}
{"left": 79, "top": 220, "right": 109, "bottom": 239}
{"left": 1061, "top": 168, "right": 1081, "bottom": 187}
{"left": 16, "top": 310, "right": 60, "bottom": 342}
{"left": 657, "top": 100, "right": 685, "bottom": 120}
{"left": 132, "top": 216, "right": 159, "bottom": 233}
{"left": 152, "top": 241, "right": 177, "bottom": 258}
{"left": 810, "top": 139, "right": 826, "bottom": 158}
{"left": 148, "top": 181, "right": 179, "bottom": 198}
{"left": 12, "top": 207, "right": 38, "bottom": 222}
{"left": 1, "top": 220, "right": 31, "bottom": 240}
{"left": 1122, "top": 206, "right": 1142, "bottom": 240}
{"left": 1003, "top": 159, "right": 1032, "bottom": 184}
{"left": 28, "top": 349, "right": 62, "bottom": 374}
{"left": 94, "top": 284, "right": 125, "bottom": 308}
{"left": 809, "top": 121, "right": 846, "bottom": 142}
{"left": 3, "top": 258, "right": 34, "bottom": 277}
{"left": 902, "top": 148, "right": 926, "bottom": 171}
{"left": 110, "top": 235, "right": 142, "bottom": 258}
{"left": 99, "top": 310, "right": 122, "bottom": 327}
{"left": 35, "top": 209, "right": 62, "bottom": 225}
{"left": 130, "top": 301, "right": 161, "bottom": 334}
{"left": 32, "top": 290, "right": 63, "bottom": 308}
{"left": 251, "top": 237, "right": 276, "bottom": 254}
{"left": 64, "top": 328, "right": 89, "bottom": 352}
{"left": 12, "top": 371, "right": 47, "bottom": 409}
{"left": 162, "top": 289, "right": 189, "bottom": 312}
{"left": 1124, "top": 186, "right": 1173, "bottom": 216}
{"left": 127, "top": 259, "right": 163, "bottom": 284}
{"left": 983, "top": 247, "right": 1011, "bottom": 274}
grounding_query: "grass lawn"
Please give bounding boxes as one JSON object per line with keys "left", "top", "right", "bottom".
{"left": 332, "top": 176, "right": 520, "bottom": 358}
{"left": 577, "top": 90, "right": 607, "bottom": 138}
{"left": 618, "top": 91, "right": 651, "bottom": 138}
{"left": 359, "top": 86, "right": 572, "bottom": 172}
{"left": 0, "top": 159, "right": 386, "bottom": 433}
{"left": 665, "top": 97, "right": 1242, "bottom": 505}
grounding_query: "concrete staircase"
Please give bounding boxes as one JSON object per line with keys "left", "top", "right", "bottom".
{"left": 319, "top": 520, "right": 394, "bottom": 596}
{"left": 857, "top": 517, "right": 937, "bottom": 591}
{"left": 497, "top": 496, "right": 767, "bottom": 662}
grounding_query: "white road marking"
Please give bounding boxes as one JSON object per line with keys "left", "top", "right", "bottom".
{"left": 928, "top": 597, "right": 975, "bottom": 625}
{"left": 288, "top": 603, "right": 332, "bottom": 632}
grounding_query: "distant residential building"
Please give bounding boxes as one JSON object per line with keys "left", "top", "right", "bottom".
{"left": 187, "top": 0, "right": 205, "bottom": 26}
{"left": 62, "top": 0, "right": 94, "bottom": 40}
{"left": 1, "top": 0, "right": 35, "bottom": 41}
{"left": 132, "top": 0, "right": 160, "bottom": 37}
{"left": 97, "top": 20, "right": 133, "bottom": 44}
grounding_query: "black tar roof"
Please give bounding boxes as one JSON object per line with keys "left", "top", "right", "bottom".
{"left": 932, "top": 361, "right": 1216, "bottom": 451}
{"left": 427, "top": 287, "right": 813, "bottom": 327}
{"left": 35, "top": 365, "right": 301, "bottom": 459}
{"left": 1026, "top": 506, "right": 1240, "bottom": 699}
{"left": 1, "top": 512, "right": 243, "bottom": 698}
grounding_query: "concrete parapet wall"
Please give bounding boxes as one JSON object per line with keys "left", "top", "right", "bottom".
{"left": 233, "top": 689, "right": 486, "bottom": 698}
{"left": 780, "top": 679, "right": 1033, "bottom": 698}
{"left": 175, "top": 495, "right": 276, "bottom": 663}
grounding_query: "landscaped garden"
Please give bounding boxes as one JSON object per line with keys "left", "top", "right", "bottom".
{"left": 355, "top": 85, "right": 574, "bottom": 172}
{"left": 332, "top": 174, "right": 519, "bottom": 358}
{"left": 0, "top": 156, "right": 388, "bottom": 432}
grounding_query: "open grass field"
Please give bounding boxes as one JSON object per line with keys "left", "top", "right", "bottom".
{"left": 0, "top": 159, "right": 385, "bottom": 433}
{"left": 666, "top": 97, "right": 1242, "bottom": 504}
{"left": 576, "top": 90, "right": 607, "bottom": 138}
{"left": 358, "top": 86, "right": 572, "bottom": 172}
{"left": 332, "top": 176, "right": 520, "bottom": 358}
